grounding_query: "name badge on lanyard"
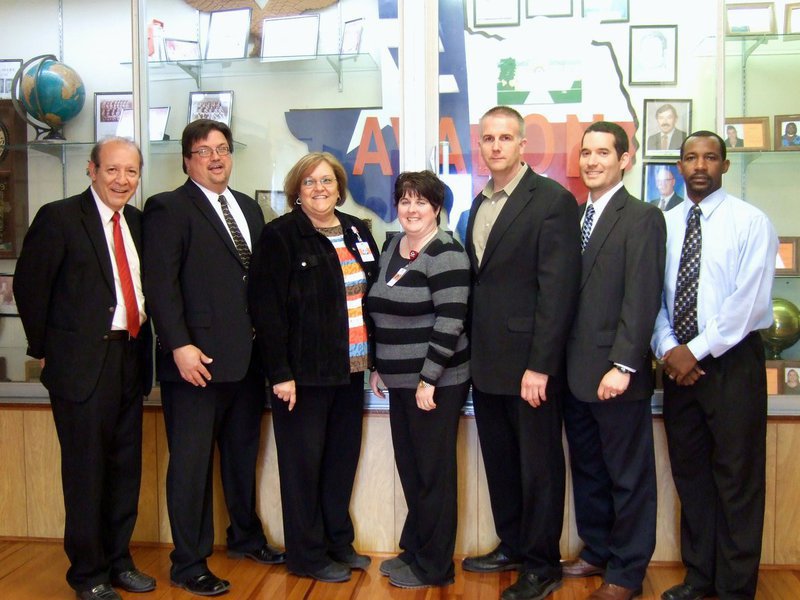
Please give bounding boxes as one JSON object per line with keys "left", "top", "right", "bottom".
{"left": 351, "top": 226, "right": 375, "bottom": 262}
{"left": 387, "top": 267, "right": 408, "bottom": 287}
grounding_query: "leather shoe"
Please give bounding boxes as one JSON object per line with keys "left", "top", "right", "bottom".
{"left": 463, "top": 546, "right": 522, "bottom": 573}
{"left": 588, "top": 582, "right": 642, "bottom": 599}
{"left": 501, "top": 573, "right": 562, "bottom": 600}
{"left": 661, "top": 583, "right": 710, "bottom": 600}
{"left": 329, "top": 547, "right": 371, "bottom": 570}
{"left": 111, "top": 568, "right": 156, "bottom": 592}
{"left": 170, "top": 572, "right": 230, "bottom": 596}
{"left": 227, "top": 543, "right": 286, "bottom": 565}
{"left": 77, "top": 584, "right": 121, "bottom": 600}
{"left": 389, "top": 563, "right": 454, "bottom": 589}
{"left": 561, "top": 557, "right": 604, "bottom": 578}
{"left": 291, "top": 561, "right": 351, "bottom": 583}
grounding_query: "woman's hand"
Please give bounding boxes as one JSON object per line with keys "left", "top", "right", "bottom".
{"left": 369, "top": 371, "right": 387, "bottom": 399}
{"left": 416, "top": 383, "right": 437, "bottom": 411}
{"left": 273, "top": 380, "right": 297, "bottom": 410}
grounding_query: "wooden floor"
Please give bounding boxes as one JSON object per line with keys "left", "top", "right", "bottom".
{"left": 2, "top": 540, "right": 799, "bottom": 599}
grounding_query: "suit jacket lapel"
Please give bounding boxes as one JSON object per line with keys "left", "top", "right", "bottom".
{"left": 122, "top": 204, "right": 142, "bottom": 258}
{"left": 80, "top": 188, "right": 115, "bottom": 294}
{"left": 580, "top": 187, "right": 627, "bottom": 289}
{"left": 465, "top": 194, "right": 484, "bottom": 273}
{"left": 184, "top": 179, "right": 244, "bottom": 267}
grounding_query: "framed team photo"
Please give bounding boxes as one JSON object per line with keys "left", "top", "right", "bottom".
{"left": 188, "top": 90, "right": 233, "bottom": 126}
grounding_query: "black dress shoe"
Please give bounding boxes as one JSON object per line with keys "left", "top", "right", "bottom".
{"left": 388, "top": 563, "right": 454, "bottom": 589}
{"left": 329, "top": 547, "right": 371, "bottom": 570}
{"left": 291, "top": 561, "right": 351, "bottom": 583}
{"left": 111, "top": 568, "right": 156, "bottom": 592}
{"left": 501, "top": 573, "right": 562, "bottom": 600}
{"left": 170, "top": 572, "right": 231, "bottom": 597}
{"left": 379, "top": 555, "right": 409, "bottom": 576}
{"left": 227, "top": 543, "right": 286, "bottom": 565}
{"left": 661, "top": 583, "right": 710, "bottom": 600}
{"left": 76, "top": 583, "right": 121, "bottom": 600}
{"left": 463, "top": 547, "right": 522, "bottom": 573}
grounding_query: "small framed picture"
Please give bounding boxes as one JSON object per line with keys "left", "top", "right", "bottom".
{"left": 25, "top": 359, "right": 42, "bottom": 382}
{"left": 787, "top": 3, "right": 800, "bottom": 33}
{"left": 164, "top": 39, "right": 201, "bottom": 61}
{"left": 526, "top": 0, "right": 573, "bottom": 18}
{"left": 474, "top": 0, "right": 520, "bottom": 27}
{"left": 205, "top": 8, "right": 251, "bottom": 60}
{"left": 255, "top": 189, "right": 288, "bottom": 223}
{"left": 642, "top": 99, "right": 692, "bottom": 159}
{"left": 115, "top": 107, "right": 171, "bottom": 141}
{"left": 188, "top": 91, "right": 233, "bottom": 126}
{"left": 642, "top": 163, "right": 685, "bottom": 212}
{"left": 341, "top": 18, "right": 364, "bottom": 55}
{"left": 726, "top": 2, "right": 777, "bottom": 35}
{"left": 0, "top": 273, "right": 17, "bottom": 316}
{"left": 783, "top": 361, "right": 800, "bottom": 395}
{"left": 629, "top": 25, "right": 678, "bottom": 86}
{"left": 765, "top": 360, "right": 782, "bottom": 395}
{"left": 776, "top": 237, "right": 799, "bottom": 276}
{"left": 723, "top": 117, "right": 770, "bottom": 151}
{"left": 774, "top": 114, "right": 800, "bottom": 151}
{"left": 94, "top": 92, "right": 133, "bottom": 141}
{"left": 261, "top": 15, "right": 320, "bottom": 61}
{"left": 0, "top": 59, "right": 22, "bottom": 100}
{"left": 582, "top": 0, "right": 629, "bottom": 23}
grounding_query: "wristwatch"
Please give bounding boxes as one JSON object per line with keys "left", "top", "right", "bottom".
{"left": 418, "top": 379, "right": 432, "bottom": 389}
{"left": 614, "top": 365, "right": 633, "bottom": 375}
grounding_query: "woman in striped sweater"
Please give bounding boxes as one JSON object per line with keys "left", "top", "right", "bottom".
{"left": 367, "top": 171, "right": 471, "bottom": 589}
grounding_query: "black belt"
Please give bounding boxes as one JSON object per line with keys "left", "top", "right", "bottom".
{"left": 106, "top": 330, "right": 134, "bottom": 341}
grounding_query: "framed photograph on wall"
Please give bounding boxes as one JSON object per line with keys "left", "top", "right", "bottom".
{"left": 776, "top": 237, "right": 799, "bottom": 276}
{"left": 164, "top": 39, "right": 201, "bottom": 61}
{"left": 205, "top": 8, "right": 251, "bottom": 60}
{"left": 582, "top": 0, "right": 629, "bottom": 23}
{"left": 783, "top": 361, "right": 800, "bottom": 395}
{"left": 723, "top": 117, "right": 770, "bottom": 151}
{"left": 526, "top": 0, "right": 573, "bottom": 18}
{"left": 340, "top": 18, "right": 364, "bottom": 55}
{"left": 261, "top": 15, "right": 320, "bottom": 61}
{"left": 642, "top": 163, "right": 685, "bottom": 212}
{"left": 255, "top": 189, "right": 288, "bottom": 223}
{"left": 474, "top": 0, "right": 520, "bottom": 27}
{"left": 642, "top": 99, "right": 692, "bottom": 159}
{"left": 629, "top": 25, "right": 677, "bottom": 86}
{"left": 115, "top": 107, "right": 171, "bottom": 141}
{"left": 775, "top": 114, "right": 800, "bottom": 150}
{"left": 0, "top": 59, "right": 22, "bottom": 100}
{"left": 188, "top": 90, "right": 233, "bottom": 126}
{"left": 0, "top": 273, "right": 17, "bottom": 316}
{"left": 726, "top": 2, "right": 777, "bottom": 35}
{"left": 94, "top": 92, "right": 133, "bottom": 141}
{"left": 787, "top": 3, "right": 800, "bottom": 33}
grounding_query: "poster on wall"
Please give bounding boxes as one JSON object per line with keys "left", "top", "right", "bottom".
{"left": 629, "top": 25, "right": 677, "bottom": 86}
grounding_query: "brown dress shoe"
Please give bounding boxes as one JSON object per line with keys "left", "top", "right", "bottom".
{"left": 588, "top": 582, "right": 642, "bottom": 600}
{"left": 561, "top": 557, "right": 604, "bottom": 578}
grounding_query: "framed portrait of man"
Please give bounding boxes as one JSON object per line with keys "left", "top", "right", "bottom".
{"left": 629, "top": 25, "right": 677, "bottom": 86}
{"left": 723, "top": 117, "right": 770, "bottom": 151}
{"left": 642, "top": 99, "right": 692, "bottom": 159}
{"left": 642, "top": 163, "right": 685, "bottom": 213}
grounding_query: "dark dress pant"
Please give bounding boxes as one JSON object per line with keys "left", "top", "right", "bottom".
{"left": 472, "top": 385, "right": 565, "bottom": 580}
{"left": 50, "top": 338, "right": 142, "bottom": 592}
{"left": 663, "top": 332, "right": 766, "bottom": 600}
{"left": 388, "top": 382, "right": 469, "bottom": 584}
{"left": 270, "top": 372, "right": 365, "bottom": 574}
{"left": 563, "top": 394, "right": 657, "bottom": 589}
{"left": 161, "top": 362, "right": 267, "bottom": 583}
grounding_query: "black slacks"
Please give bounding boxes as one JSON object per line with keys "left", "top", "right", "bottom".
{"left": 388, "top": 382, "right": 469, "bottom": 584}
{"left": 563, "top": 394, "right": 657, "bottom": 589}
{"left": 50, "top": 338, "right": 142, "bottom": 592}
{"left": 472, "top": 385, "right": 565, "bottom": 580}
{"left": 270, "top": 372, "right": 365, "bottom": 574}
{"left": 663, "top": 332, "right": 766, "bottom": 600}
{"left": 161, "top": 363, "right": 267, "bottom": 583}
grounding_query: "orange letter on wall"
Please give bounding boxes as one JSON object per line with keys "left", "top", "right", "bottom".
{"left": 353, "top": 117, "right": 393, "bottom": 175}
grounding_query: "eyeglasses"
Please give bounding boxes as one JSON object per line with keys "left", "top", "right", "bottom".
{"left": 301, "top": 177, "right": 337, "bottom": 188}
{"left": 190, "top": 145, "right": 231, "bottom": 158}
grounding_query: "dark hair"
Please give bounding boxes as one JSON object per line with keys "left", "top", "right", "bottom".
{"left": 480, "top": 105, "right": 525, "bottom": 138}
{"left": 680, "top": 130, "right": 727, "bottom": 161}
{"left": 181, "top": 119, "right": 234, "bottom": 174}
{"left": 89, "top": 137, "right": 143, "bottom": 172}
{"left": 655, "top": 103, "right": 678, "bottom": 119}
{"left": 284, "top": 152, "right": 348, "bottom": 208}
{"left": 583, "top": 121, "right": 629, "bottom": 158}
{"left": 394, "top": 171, "right": 445, "bottom": 225}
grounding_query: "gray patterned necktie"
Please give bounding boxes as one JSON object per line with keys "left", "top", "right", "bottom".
{"left": 581, "top": 203, "right": 595, "bottom": 253}
{"left": 673, "top": 204, "right": 702, "bottom": 344}
{"left": 218, "top": 195, "right": 251, "bottom": 268}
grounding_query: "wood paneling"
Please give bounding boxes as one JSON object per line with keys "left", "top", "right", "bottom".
{"left": 132, "top": 410, "right": 159, "bottom": 542}
{"left": 776, "top": 422, "right": 800, "bottom": 563}
{"left": 23, "top": 409, "right": 63, "bottom": 538}
{"left": 0, "top": 409, "right": 27, "bottom": 537}
{"left": 653, "top": 420, "right": 680, "bottom": 562}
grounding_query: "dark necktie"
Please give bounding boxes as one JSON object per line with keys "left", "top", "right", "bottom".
{"left": 581, "top": 203, "right": 595, "bottom": 253}
{"left": 673, "top": 204, "right": 702, "bottom": 344}
{"left": 661, "top": 133, "right": 669, "bottom": 150}
{"left": 111, "top": 212, "right": 140, "bottom": 338}
{"left": 218, "top": 195, "right": 251, "bottom": 268}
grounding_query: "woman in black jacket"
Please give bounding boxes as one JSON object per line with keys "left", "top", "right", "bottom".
{"left": 249, "top": 152, "right": 379, "bottom": 583}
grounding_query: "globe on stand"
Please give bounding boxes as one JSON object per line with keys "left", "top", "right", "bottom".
{"left": 10, "top": 54, "right": 85, "bottom": 141}
{"left": 760, "top": 298, "right": 800, "bottom": 360}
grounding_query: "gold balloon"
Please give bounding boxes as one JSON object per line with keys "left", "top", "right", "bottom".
{"left": 760, "top": 298, "right": 800, "bottom": 359}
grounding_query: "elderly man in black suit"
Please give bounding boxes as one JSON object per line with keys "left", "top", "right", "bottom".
{"left": 561, "top": 121, "right": 666, "bottom": 600}
{"left": 14, "top": 137, "right": 155, "bottom": 600}
{"left": 143, "top": 120, "right": 284, "bottom": 597}
{"left": 462, "top": 105, "right": 581, "bottom": 600}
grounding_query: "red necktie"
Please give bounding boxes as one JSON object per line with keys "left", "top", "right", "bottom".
{"left": 111, "top": 212, "right": 140, "bottom": 338}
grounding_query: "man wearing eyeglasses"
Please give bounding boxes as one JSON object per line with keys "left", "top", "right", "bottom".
{"left": 143, "top": 119, "right": 284, "bottom": 597}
